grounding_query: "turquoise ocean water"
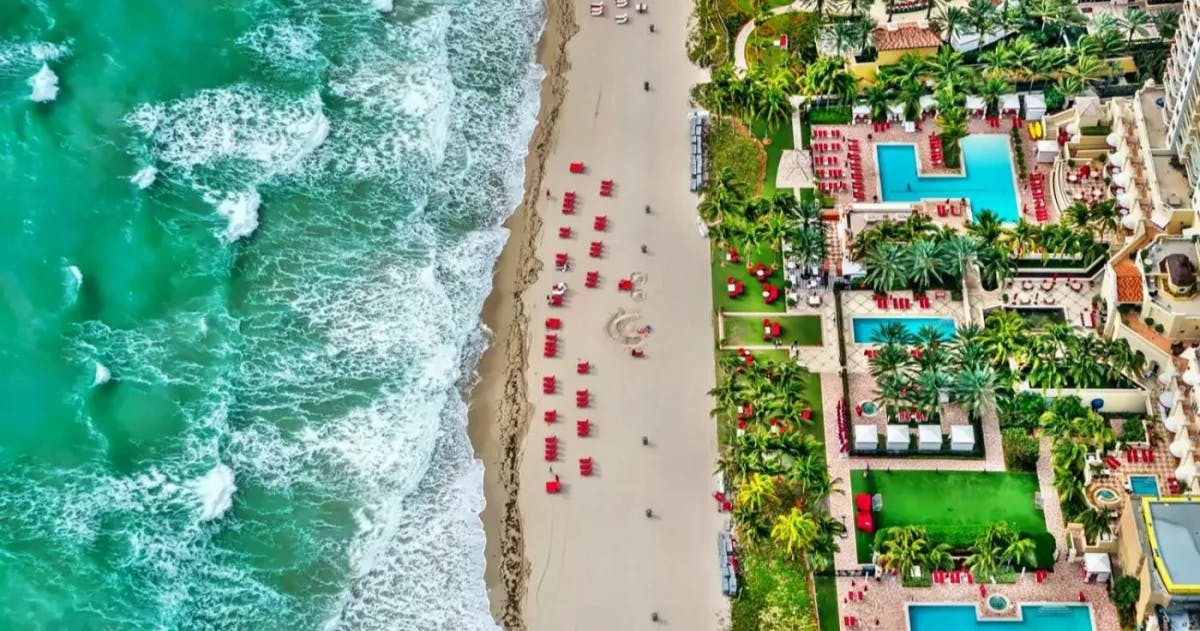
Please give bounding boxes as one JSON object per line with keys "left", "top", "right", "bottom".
{"left": 0, "top": 1, "right": 542, "bottom": 628}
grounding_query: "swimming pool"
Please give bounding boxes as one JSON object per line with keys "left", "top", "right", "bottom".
{"left": 908, "top": 604, "right": 1094, "bottom": 631}
{"left": 876, "top": 135, "right": 1021, "bottom": 222}
{"left": 852, "top": 316, "right": 957, "bottom": 344}
{"left": 1130, "top": 474, "right": 1160, "bottom": 496}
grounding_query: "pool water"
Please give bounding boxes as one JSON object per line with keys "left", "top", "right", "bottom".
{"left": 876, "top": 135, "right": 1021, "bottom": 222}
{"left": 852, "top": 316, "right": 957, "bottom": 344}
{"left": 909, "top": 604, "right": 1093, "bottom": 631}
{"left": 1130, "top": 475, "right": 1160, "bottom": 496}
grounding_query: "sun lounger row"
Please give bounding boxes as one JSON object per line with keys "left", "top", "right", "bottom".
{"left": 562, "top": 191, "right": 576, "bottom": 214}
{"left": 585, "top": 270, "right": 599, "bottom": 288}
{"left": 847, "top": 139, "right": 864, "bottom": 201}
{"left": 813, "top": 155, "right": 839, "bottom": 166}
{"left": 690, "top": 112, "right": 708, "bottom": 191}
{"left": 1126, "top": 448, "right": 1156, "bottom": 463}
{"left": 544, "top": 334, "right": 558, "bottom": 358}
{"left": 718, "top": 531, "right": 740, "bottom": 596}
{"left": 812, "top": 128, "right": 841, "bottom": 138}
{"left": 589, "top": 241, "right": 603, "bottom": 258}
{"left": 935, "top": 202, "right": 962, "bottom": 217}
{"left": 811, "top": 142, "right": 841, "bottom": 153}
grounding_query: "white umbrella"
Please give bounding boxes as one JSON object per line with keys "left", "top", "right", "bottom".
{"left": 1112, "top": 171, "right": 1132, "bottom": 189}
{"left": 1176, "top": 458, "right": 1197, "bottom": 484}
{"left": 1166, "top": 406, "right": 1187, "bottom": 433}
{"left": 1185, "top": 367, "right": 1200, "bottom": 387}
{"left": 1170, "top": 430, "right": 1193, "bottom": 458}
{"left": 1106, "top": 132, "right": 1120, "bottom": 147}
{"left": 1160, "top": 389, "right": 1176, "bottom": 406}
{"left": 1110, "top": 150, "right": 1127, "bottom": 167}
{"left": 919, "top": 95, "right": 937, "bottom": 112}
{"left": 1117, "top": 192, "right": 1135, "bottom": 208}
{"left": 1122, "top": 214, "right": 1139, "bottom": 230}
{"left": 965, "top": 95, "right": 985, "bottom": 111}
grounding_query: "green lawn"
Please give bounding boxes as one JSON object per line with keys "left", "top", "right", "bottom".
{"left": 731, "top": 550, "right": 817, "bottom": 631}
{"left": 722, "top": 314, "right": 823, "bottom": 346}
{"left": 850, "top": 470, "right": 1049, "bottom": 564}
{"left": 711, "top": 243, "right": 786, "bottom": 313}
{"left": 748, "top": 117, "right": 794, "bottom": 196}
{"left": 814, "top": 575, "right": 840, "bottom": 631}
{"left": 707, "top": 117, "right": 765, "bottom": 196}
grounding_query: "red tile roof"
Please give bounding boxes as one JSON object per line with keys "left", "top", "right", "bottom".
{"left": 1114, "top": 259, "right": 1144, "bottom": 303}
{"left": 871, "top": 24, "right": 943, "bottom": 52}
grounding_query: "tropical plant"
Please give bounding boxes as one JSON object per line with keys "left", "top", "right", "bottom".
{"left": 935, "top": 105, "right": 969, "bottom": 168}
{"left": 1074, "top": 507, "right": 1115, "bottom": 543}
{"left": 1118, "top": 8, "right": 1153, "bottom": 44}
{"left": 863, "top": 242, "right": 905, "bottom": 292}
{"left": 699, "top": 169, "right": 747, "bottom": 225}
{"left": 1112, "top": 575, "right": 1141, "bottom": 627}
{"left": 771, "top": 507, "right": 819, "bottom": 560}
{"left": 931, "top": 5, "right": 971, "bottom": 43}
{"left": 964, "top": 0, "right": 998, "bottom": 37}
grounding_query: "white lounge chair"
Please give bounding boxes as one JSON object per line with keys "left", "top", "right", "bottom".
{"left": 590, "top": 2, "right": 604, "bottom": 16}
{"left": 636, "top": 3, "right": 647, "bottom": 11}
{"left": 615, "top": 13, "right": 628, "bottom": 23}
{"left": 615, "top": 0, "right": 628, "bottom": 7}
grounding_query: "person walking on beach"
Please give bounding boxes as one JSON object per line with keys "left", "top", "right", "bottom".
{"left": 643, "top": 81, "right": 650, "bottom": 92}
{"left": 645, "top": 508, "right": 653, "bottom": 518}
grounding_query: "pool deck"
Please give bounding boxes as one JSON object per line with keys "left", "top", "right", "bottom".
{"left": 840, "top": 290, "right": 966, "bottom": 375}
{"left": 812, "top": 119, "right": 1053, "bottom": 225}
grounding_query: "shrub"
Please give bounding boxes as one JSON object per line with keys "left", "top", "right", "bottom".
{"left": 808, "top": 106, "right": 852, "bottom": 125}
{"left": 1002, "top": 429, "right": 1040, "bottom": 472}
{"left": 1156, "top": 323, "right": 1166, "bottom": 333}
{"left": 707, "top": 117, "right": 766, "bottom": 195}
{"left": 1144, "top": 317, "right": 1155, "bottom": 325}
{"left": 999, "top": 392, "right": 1047, "bottom": 430}
{"left": 1112, "top": 575, "right": 1140, "bottom": 627}
{"left": 1118, "top": 417, "right": 1148, "bottom": 444}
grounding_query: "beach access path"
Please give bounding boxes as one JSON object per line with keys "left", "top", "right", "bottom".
{"left": 514, "top": 0, "right": 728, "bottom": 629}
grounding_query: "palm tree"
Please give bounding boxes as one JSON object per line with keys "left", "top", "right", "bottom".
{"left": 1075, "top": 507, "right": 1115, "bottom": 543}
{"left": 1153, "top": 10, "right": 1180, "bottom": 41}
{"left": 737, "top": 472, "right": 779, "bottom": 515}
{"left": 965, "top": 0, "right": 998, "bottom": 38}
{"left": 1119, "top": 8, "right": 1153, "bottom": 45}
{"left": 980, "top": 309, "right": 1028, "bottom": 368}
{"left": 966, "top": 209, "right": 1004, "bottom": 244}
{"left": 864, "top": 242, "right": 905, "bottom": 293}
{"left": 756, "top": 69, "right": 796, "bottom": 131}
{"left": 876, "top": 526, "right": 933, "bottom": 579}
{"left": 1000, "top": 534, "right": 1038, "bottom": 570}
{"left": 931, "top": 5, "right": 971, "bottom": 44}
{"left": 926, "top": 47, "right": 969, "bottom": 86}
{"left": 896, "top": 79, "right": 924, "bottom": 123}
{"left": 1064, "top": 52, "right": 1112, "bottom": 90}
{"left": 902, "top": 240, "right": 949, "bottom": 291}
{"left": 977, "top": 76, "right": 1009, "bottom": 118}
{"left": 771, "top": 507, "right": 819, "bottom": 560}
{"left": 863, "top": 84, "right": 891, "bottom": 123}
{"left": 699, "top": 169, "right": 746, "bottom": 225}
{"left": 935, "top": 105, "right": 970, "bottom": 168}
{"left": 1080, "top": 22, "right": 1124, "bottom": 58}
{"left": 976, "top": 246, "right": 1014, "bottom": 291}
{"left": 953, "top": 367, "right": 996, "bottom": 419}
{"left": 874, "top": 322, "right": 917, "bottom": 346}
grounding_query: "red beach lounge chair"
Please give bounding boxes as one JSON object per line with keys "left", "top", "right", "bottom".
{"left": 569, "top": 162, "right": 584, "bottom": 173}
{"left": 576, "top": 419, "right": 590, "bottom": 437}
{"left": 618, "top": 278, "right": 634, "bottom": 291}
{"left": 558, "top": 226, "right": 571, "bottom": 238}
{"left": 544, "top": 409, "right": 558, "bottom": 423}
{"left": 593, "top": 215, "right": 607, "bottom": 231}
{"left": 579, "top": 457, "right": 593, "bottom": 476}
{"left": 542, "top": 376, "right": 556, "bottom": 393}
{"left": 545, "top": 479, "right": 561, "bottom": 493}
{"left": 545, "top": 317, "right": 561, "bottom": 330}
{"left": 576, "top": 361, "right": 590, "bottom": 374}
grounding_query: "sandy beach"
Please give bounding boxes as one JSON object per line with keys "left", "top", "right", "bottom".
{"left": 469, "top": 0, "right": 728, "bottom": 628}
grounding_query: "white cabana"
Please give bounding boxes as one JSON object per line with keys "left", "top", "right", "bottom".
{"left": 965, "top": 95, "right": 985, "bottom": 112}
{"left": 1112, "top": 171, "right": 1132, "bottom": 189}
{"left": 854, "top": 424, "right": 878, "bottom": 451}
{"left": 886, "top": 424, "right": 910, "bottom": 451}
{"left": 1106, "top": 132, "right": 1121, "bottom": 148}
{"left": 852, "top": 103, "right": 870, "bottom": 120}
{"left": 1083, "top": 553, "right": 1112, "bottom": 582}
{"left": 950, "top": 425, "right": 975, "bottom": 452}
{"left": 1170, "top": 430, "right": 1193, "bottom": 459}
{"left": 1176, "top": 458, "right": 1196, "bottom": 484}
{"left": 1117, "top": 192, "right": 1135, "bottom": 208}
{"left": 917, "top": 425, "right": 942, "bottom": 451}
{"left": 1000, "top": 94, "right": 1019, "bottom": 114}
{"left": 1165, "top": 405, "right": 1187, "bottom": 433}
{"left": 1024, "top": 93, "right": 1046, "bottom": 121}
{"left": 1121, "top": 213, "right": 1140, "bottom": 230}
{"left": 887, "top": 102, "right": 905, "bottom": 121}
{"left": 919, "top": 95, "right": 937, "bottom": 112}
{"left": 1035, "top": 139, "right": 1059, "bottom": 163}
{"left": 1110, "top": 150, "right": 1128, "bottom": 167}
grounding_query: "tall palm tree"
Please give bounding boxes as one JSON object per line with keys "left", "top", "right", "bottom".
{"left": 864, "top": 242, "right": 906, "bottom": 293}
{"left": 1153, "top": 10, "right": 1181, "bottom": 40}
{"left": 1074, "top": 507, "right": 1115, "bottom": 543}
{"left": 935, "top": 105, "right": 970, "bottom": 168}
{"left": 931, "top": 5, "right": 971, "bottom": 43}
{"left": 873, "top": 322, "right": 917, "bottom": 346}
{"left": 736, "top": 472, "right": 779, "bottom": 515}
{"left": 902, "top": 240, "right": 949, "bottom": 290}
{"left": 1080, "top": 21, "right": 1124, "bottom": 58}
{"left": 863, "top": 84, "right": 892, "bottom": 123}
{"left": 876, "top": 526, "right": 933, "bottom": 579}
{"left": 976, "top": 245, "right": 1014, "bottom": 290}
{"left": 926, "top": 47, "right": 969, "bottom": 86}
{"left": 980, "top": 309, "right": 1029, "bottom": 368}
{"left": 977, "top": 76, "right": 1009, "bottom": 118}
{"left": 699, "top": 169, "right": 746, "bottom": 225}
{"left": 1118, "top": 8, "right": 1153, "bottom": 45}
{"left": 966, "top": 209, "right": 1005, "bottom": 244}
{"left": 965, "top": 0, "right": 998, "bottom": 38}
{"left": 1000, "top": 534, "right": 1038, "bottom": 570}
{"left": 1064, "top": 52, "right": 1112, "bottom": 90}
{"left": 953, "top": 367, "right": 997, "bottom": 419}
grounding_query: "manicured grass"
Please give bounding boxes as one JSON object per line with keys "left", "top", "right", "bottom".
{"left": 731, "top": 550, "right": 817, "bottom": 631}
{"left": 722, "top": 314, "right": 823, "bottom": 346}
{"left": 814, "top": 575, "right": 841, "bottom": 631}
{"left": 799, "top": 186, "right": 835, "bottom": 209}
{"left": 711, "top": 243, "right": 786, "bottom": 313}
{"left": 850, "top": 470, "right": 1049, "bottom": 564}
{"left": 748, "top": 117, "right": 795, "bottom": 196}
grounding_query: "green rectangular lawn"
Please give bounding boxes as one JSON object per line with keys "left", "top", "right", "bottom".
{"left": 711, "top": 243, "right": 785, "bottom": 313}
{"left": 722, "top": 314, "right": 822, "bottom": 346}
{"left": 850, "top": 470, "right": 1048, "bottom": 563}
{"left": 748, "top": 116, "right": 794, "bottom": 196}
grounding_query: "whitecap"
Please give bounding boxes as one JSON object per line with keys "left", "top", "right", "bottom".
{"left": 371, "top": 0, "right": 394, "bottom": 11}
{"left": 193, "top": 463, "right": 236, "bottom": 522}
{"left": 29, "top": 63, "right": 59, "bottom": 103}
{"left": 130, "top": 165, "right": 157, "bottom": 189}
{"left": 92, "top": 362, "right": 110, "bottom": 387}
{"left": 209, "top": 189, "right": 261, "bottom": 242}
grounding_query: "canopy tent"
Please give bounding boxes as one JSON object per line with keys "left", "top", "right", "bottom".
{"left": 1024, "top": 93, "right": 1046, "bottom": 121}
{"left": 919, "top": 95, "right": 937, "bottom": 112}
{"left": 854, "top": 424, "right": 878, "bottom": 451}
{"left": 965, "top": 95, "right": 985, "bottom": 112}
{"left": 1106, "top": 132, "right": 1121, "bottom": 148}
{"left": 1000, "top": 94, "right": 1019, "bottom": 113}
{"left": 917, "top": 424, "right": 942, "bottom": 451}
{"left": 1075, "top": 96, "right": 1103, "bottom": 125}
{"left": 852, "top": 103, "right": 870, "bottom": 117}
{"left": 1170, "top": 430, "right": 1193, "bottom": 459}
{"left": 1083, "top": 552, "right": 1112, "bottom": 582}
{"left": 886, "top": 424, "right": 910, "bottom": 450}
{"left": 950, "top": 425, "right": 975, "bottom": 451}
{"left": 887, "top": 102, "right": 905, "bottom": 120}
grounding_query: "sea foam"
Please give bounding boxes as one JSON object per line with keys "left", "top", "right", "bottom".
{"left": 371, "top": 0, "right": 394, "bottom": 11}
{"left": 211, "top": 189, "right": 261, "bottom": 242}
{"left": 29, "top": 64, "right": 59, "bottom": 102}
{"left": 193, "top": 463, "right": 236, "bottom": 522}
{"left": 130, "top": 165, "right": 157, "bottom": 189}
{"left": 92, "top": 362, "right": 111, "bottom": 387}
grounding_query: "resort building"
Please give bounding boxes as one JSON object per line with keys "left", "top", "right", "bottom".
{"left": 1163, "top": 0, "right": 1200, "bottom": 206}
{"left": 1115, "top": 497, "right": 1200, "bottom": 630}
{"left": 851, "top": 22, "right": 942, "bottom": 85}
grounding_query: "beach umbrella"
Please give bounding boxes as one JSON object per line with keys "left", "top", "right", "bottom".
{"left": 1122, "top": 214, "right": 1139, "bottom": 231}
{"left": 1165, "top": 406, "right": 1187, "bottom": 433}
{"left": 1110, "top": 150, "right": 1127, "bottom": 167}
{"left": 1176, "top": 458, "right": 1197, "bottom": 484}
{"left": 1106, "top": 132, "right": 1120, "bottom": 148}
{"left": 1112, "top": 171, "right": 1131, "bottom": 189}
{"left": 1170, "top": 430, "right": 1193, "bottom": 459}
{"left": 1159, "top": 389, "right": 1175, "bottom": 407}
{"left": 1117, "top": 192, "right": 1135, "bottom": 208}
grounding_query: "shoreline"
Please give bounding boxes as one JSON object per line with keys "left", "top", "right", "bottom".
{"left": 467, "top": 0, "right": 576, "bottom": 628}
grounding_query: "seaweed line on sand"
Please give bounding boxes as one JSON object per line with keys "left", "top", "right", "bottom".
{"left": 496, "top": 1, "right": 577, "bottom": 629}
